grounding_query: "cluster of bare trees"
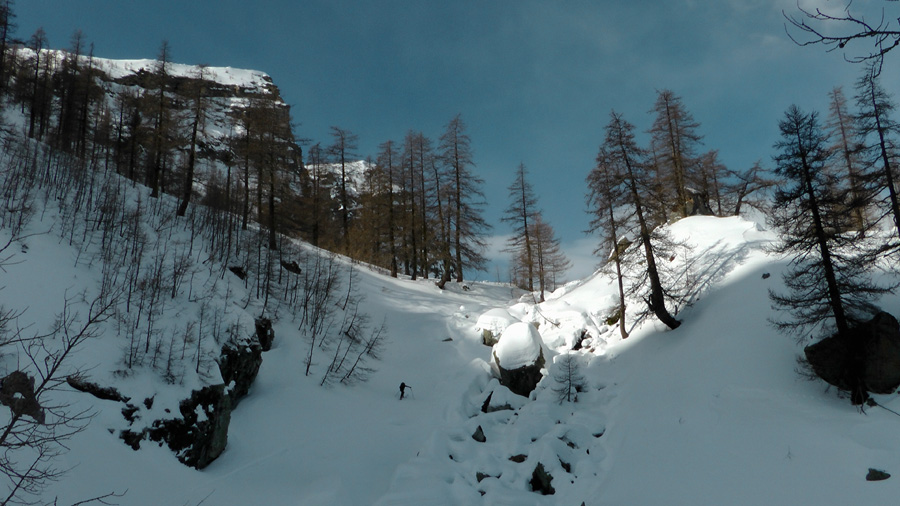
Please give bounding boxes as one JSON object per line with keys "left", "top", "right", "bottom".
{"left": 320, "top": 115, "right": 491, "bottom": 287}
{"left": 0, "top": 135, "right": 128, "bottom": 502}
{"left": 502, "top": 163, "right": 570, "bottom": 301}
{"left": 0, "top": 16, "right": 308, "bottom": 259}
{"left": 0, "top": 9, "right": 494, "bottom": 291}
{"left": 767, "top": 64, "right": 900, "bottom": 404}
{"left": 785, "top": 0, "right": 900, "bottom": 68}
{"left": 586, "top": 91, "right": 775, "bottom": 334}
{"left": 0, "top": 11, "right": 395, "bottom": 500}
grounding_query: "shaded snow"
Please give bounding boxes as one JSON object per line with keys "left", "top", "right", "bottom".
{"left": 2, "top": 90, "right": 899, "bottom": 506}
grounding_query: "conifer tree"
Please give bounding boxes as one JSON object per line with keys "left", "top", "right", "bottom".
{"left": 148, "top": 40, "right": 172, "bottom": 198}
{"left": 694, "top": 150, "right": 726, "bottom": 216}
{"left": 439, "top": 114, "right": 489, "bottom": 282}
{"left": 529, "top": 215, "right": 570, "bottom": 302}
{"left": 604, "top": 111, "right": 680, "bottom": 330}
{"left": 826, "top": 86, "right": 868, "bottom": 233}
{"left": 768, "top": 105, "right": 887, "bottom": 404}
{"left": 552, "top": 354, "right": 586, "bottom": 403}
{"left": 588, "top": 146, "right": 631, "bottom": 339}
{"left": 25, "top": 28, "right": 50, "bottom": 140}
{"left": 855, "top": 63, "right": 900, "bottom": 245}
{"left": 502, "top": 163, "right": 538, "bottom": 292}
{"left": 376, "top": 139, "right": 400, "bottom": 277}
{"left": 649, "top": 90, "right": 702, "bottom": 218}
{"left": 177, "top": 66, "right": 208, "bottom": 217}
{"left": 0, "top": 0, "right": 15, "bottom": 93}
{"left": 329, "top": 126, "right": 358, "bottom": 251}
{"left": 400, "top": 130, "right": 421, "bottom": 279}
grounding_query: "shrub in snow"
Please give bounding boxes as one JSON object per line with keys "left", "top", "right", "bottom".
{"left": 491, "top": 322, "right": 545, "bottom": 397}
{"left": 552, "top": 354, "right": 586, "bottom": 403}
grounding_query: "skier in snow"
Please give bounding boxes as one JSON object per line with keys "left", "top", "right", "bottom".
{"left": 399, "top": 382, "right": 409, "bottom": 400}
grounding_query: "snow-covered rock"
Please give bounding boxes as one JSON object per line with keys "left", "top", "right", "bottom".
{"left": 491, "top": 322, "right": 546, "bottom": 397}
{"left": 493, "top": 322, "right": 543, "bottom": 370}
{"left": 475, "top": 307, "right": 518, "bottom": 345}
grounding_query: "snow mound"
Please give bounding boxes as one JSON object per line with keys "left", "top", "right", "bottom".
{"left": 474, "top": 307, "right": 517, "bottom": 336}
{"left": 493, "top": 322, "right": 543, "bottom": 369}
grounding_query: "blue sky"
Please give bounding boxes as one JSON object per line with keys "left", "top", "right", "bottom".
{"left": 15, "top": 0, "right": 899, "bottom": 281}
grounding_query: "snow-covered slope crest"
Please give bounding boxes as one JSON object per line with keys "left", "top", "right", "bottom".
{"left": 17, "top": 47, "right": 277, "bottom": 96}
{"left": 94, "top": 57, "right": 274, "bottom": 91}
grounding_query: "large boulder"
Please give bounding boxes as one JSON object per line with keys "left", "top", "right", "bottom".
{"left": 218, "top": 336, "right": 263, "bottom": 406}
{"left": 0, "top": 371, "right": 44, "bottom": 423}
{"left": 146, "top": 384, "right": 232, "bottom": 470}
{"left": 255, "top": 316, "right": 275, "bottom": 351}
{"left": 805, "top": 312, "right": 900, "bottom": 398}
{"left": 491, "top": 322, "right": 545, "bottom": 397}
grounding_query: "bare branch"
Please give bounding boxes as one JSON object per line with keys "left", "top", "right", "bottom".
{"left": 785, "top": 1, "right": 900, "bottom": 69}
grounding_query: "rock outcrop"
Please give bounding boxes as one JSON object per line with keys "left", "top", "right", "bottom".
{"left": 804, "top": 312, "right": 900, "bottom": 400}
{"left": 118, "top": 327, "right": 266, "bottom": 468}
{"left": 0, "top": 371, "right": 44, "bottom": 423}
{"left": 491, "top": 322, "right": 546, "bottom": 397}
{"left": 255, "top": 316, "right": 275, "bottom": 352}
{"left": 146, "top": 385, "right": 232, "bottom": 469}
{"left": 218, "top": 335, "right": 263, "bottom": 406}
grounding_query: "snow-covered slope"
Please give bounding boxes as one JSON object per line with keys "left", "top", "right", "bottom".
{"left": 3, "top": 56, "right": 900, "bottom": 502}
{"left": 6, "top": 169, "right": 900, "bottom": 504}
{"left": 92, "top": 56, "right": 276, "bottom": 92}
{"left": 374, "top": 215, "right": 900, "bottom": 505}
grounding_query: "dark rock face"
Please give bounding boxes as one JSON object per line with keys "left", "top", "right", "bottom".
{"left": 860, "top": 312, "right": 900, "bottom": 393}
{"left": 480, "top": 391, "right": 513, "bottom": 413}
{"left": 472, "top": 425, "right": 486, "bottom": 443}
{"left": 116, "top": 330, "right": 264, "bottom": 469}
{"left": 493, "top": 349, "right": 545, "bottom": 397}
{"left": 228, "top": 266, "right": 247, "bottom": 280}
{"left": 254, "top": 317, "right": 275, "bottom": 352}
{"left": 66, "top": 376, "right": 130, "bottom": 403}
{"left": 867, "top": 468, "right": 891, "bottom": 481}
{"left": 218, "top": 337, "right": 263, "bottom": 406}
{"left": 0, "top": 371, "right": 44, "bottom": 423}
{"left": 687, "top": 188, "right": 713, "bottom": 216}
{"left": 280, "top": 259, "right": 302, "bottom": 275}
{"left": 530, "top": 462, "right": 555, "bottom": 495}
{"left": 482, "top": 329, "right": 499, "bottom": 347}
{"left": 146, "top": 385, "right": 232, "bottom": 470}
{"left": 805, "top": 312, "right": 900, "bottom": 399}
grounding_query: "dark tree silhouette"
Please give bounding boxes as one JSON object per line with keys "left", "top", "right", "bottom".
{"left": 785, "top": 1, "right": 900, "bottom": 67}
{"left": 439, "top": 114, "right": 489, "bottom": 282}
{"left": 502, "top": 163, "right": 538, "bottom": 292}
{"left": 768, "top": 105, "right": 887, "bottom": 403}
{"left": 588, "top": 146, "right": 631, "bottom": 339}
{"left": 603, "top": 111, "right": 680, "bottom": 330}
